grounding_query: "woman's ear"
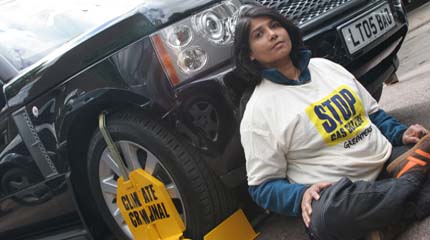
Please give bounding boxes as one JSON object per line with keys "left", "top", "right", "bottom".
{"left": 249, "top": 52, "right": 255, "bottom": 61}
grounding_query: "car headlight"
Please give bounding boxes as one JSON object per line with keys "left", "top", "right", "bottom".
{"left": 177, "top": 46, "right": 208, "bottom": 72}
{"left": 192, "top": 1, "right": 238, "bottom": 45}
{"left": 151, "top": 0, "right": 241, "bottom": 87}
{"left": 166, "top": 25, "right": 193, "bottom": 48}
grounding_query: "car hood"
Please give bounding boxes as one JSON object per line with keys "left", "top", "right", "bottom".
{"left": 4, "top": 0, "right": 218, "bottom": 107}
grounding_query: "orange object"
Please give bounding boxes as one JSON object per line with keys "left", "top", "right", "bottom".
{"left": 415, "top": 149, "right": 430, "bottom": 160}
{"left": 396, "top": 156, "right": 427, "bottom": 178}
{"left": 151, "top": 34, "right": 181, "bottom": 86}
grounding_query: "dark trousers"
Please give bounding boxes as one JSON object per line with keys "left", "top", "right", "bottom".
{"left": 307, "top": 145, "right": 426, "bottom": 240}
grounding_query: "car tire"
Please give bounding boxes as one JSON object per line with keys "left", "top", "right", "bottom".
{"left": 86, "top": 112, "right": 237, "bottom": 239}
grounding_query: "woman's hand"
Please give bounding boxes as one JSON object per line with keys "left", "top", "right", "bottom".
{"left": 402, "top": 124, "right": 429, "bottom": 145}
{"left": 301, "top": 181, "right": 332, "bottom": 228}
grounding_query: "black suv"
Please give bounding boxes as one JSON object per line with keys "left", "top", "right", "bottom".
{"left": 0, "top": 0, "right": 408, "bottom": 239}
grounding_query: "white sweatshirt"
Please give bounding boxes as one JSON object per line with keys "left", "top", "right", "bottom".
{"left": 241, "top": 58, "right": 392, "bottom": 185}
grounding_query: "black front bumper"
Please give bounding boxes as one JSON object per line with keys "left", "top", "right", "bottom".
{"left": 303, "top": 0, "right": 408, "bottom": 94}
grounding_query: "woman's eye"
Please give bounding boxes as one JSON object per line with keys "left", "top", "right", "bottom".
{"left": 254, "top": 32, "right": 262, "bottom": 39}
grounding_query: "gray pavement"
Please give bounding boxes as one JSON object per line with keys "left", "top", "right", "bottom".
{"left": 256, "top": 2, "right": 430, "bottom": 239}
{"left": 380, "top": 2, "right": 430, "bottom": 128}
{"left": 380, "top": 2, "right": 430, "bottom": 240}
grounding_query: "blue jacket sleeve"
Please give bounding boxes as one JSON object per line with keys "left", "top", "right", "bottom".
{"left": 248, "top": 179, "right": 307, "bottom": 217}
{"left": 369, "top": 109, "right": 407, "bottom": 146}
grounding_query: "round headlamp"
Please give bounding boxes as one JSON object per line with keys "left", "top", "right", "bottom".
{"left": 166, "top": 25, "right": 193, "bottom": 48}
{"left": 192, "top": 2, "right": 237, "bottom": 45}
{"left": 177, "top": 46, "right": 207, "bottom": 73}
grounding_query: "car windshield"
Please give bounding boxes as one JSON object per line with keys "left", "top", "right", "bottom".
{"left": 0, "top": 0, "right": 141, "bottom": 75}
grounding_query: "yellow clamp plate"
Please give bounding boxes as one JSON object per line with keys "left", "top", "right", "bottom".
{"left": 117, "top": 169, "right": 185, "bottom": 240}
{"left": 204, "top": 209, "right": 259, "bottom": 240}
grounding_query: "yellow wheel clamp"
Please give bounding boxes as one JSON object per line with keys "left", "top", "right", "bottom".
{"left": 99, "top": 112, "right": 259, "bottom": 240}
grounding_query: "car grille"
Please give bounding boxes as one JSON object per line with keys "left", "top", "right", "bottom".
{"left": 256, "top": 0, "right": 355, "bottom": 25}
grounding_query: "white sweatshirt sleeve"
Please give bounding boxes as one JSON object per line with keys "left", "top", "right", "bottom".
{"left": 241, "top": 127, "right": 287, "bottom": 186}
{"left": 240, "top": 94, "right": 288, "bottom": 186}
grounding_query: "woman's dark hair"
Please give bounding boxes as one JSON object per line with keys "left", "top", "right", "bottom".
{"left": 234, "top": 3, "right": 305, "bottom": 86}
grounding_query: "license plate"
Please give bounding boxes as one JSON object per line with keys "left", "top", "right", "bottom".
{"left": 341, "top": 3, "right": 395, "bottom": 54}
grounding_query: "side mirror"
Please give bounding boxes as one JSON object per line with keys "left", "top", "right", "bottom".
{"left": 0, "top": 55, "right": 18, "bottom": 83}
{"left": 0, "top": 56, "right": 17, "bottom": 111}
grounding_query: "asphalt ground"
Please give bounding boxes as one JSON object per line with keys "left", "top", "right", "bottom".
{"left": 380, "top": 3, "right": 430, "bottom": 239}
{"left": 255, "top": 2, "right": 430, "bottom": 239}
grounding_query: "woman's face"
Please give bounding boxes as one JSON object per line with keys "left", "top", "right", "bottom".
{"left": 248, "top": 16, "right": 292, "bottom": 68}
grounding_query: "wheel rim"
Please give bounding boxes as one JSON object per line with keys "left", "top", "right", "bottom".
{"left": 188, "top": 101, "right": 220, "bottom": 141}
{"left": 98, "top": 140, "right": 186, "bottom": 239}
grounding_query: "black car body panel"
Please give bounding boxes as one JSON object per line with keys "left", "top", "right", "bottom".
{"left": 0, "top": 0, "right": 408, "bottom": 238}
{"left": 4, "top": 0, "right": 221, "bottom": 107}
